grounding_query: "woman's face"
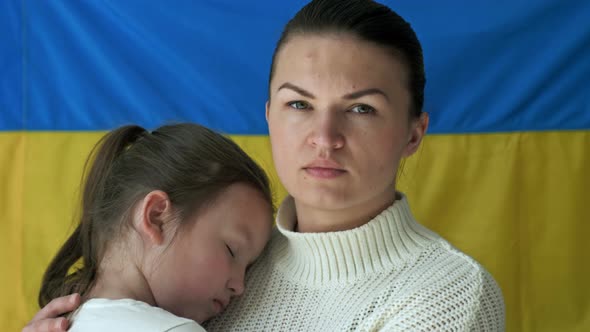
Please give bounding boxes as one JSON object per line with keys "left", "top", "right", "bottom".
{"left": 266, "top": 34, "right": 427, "bottom": 221}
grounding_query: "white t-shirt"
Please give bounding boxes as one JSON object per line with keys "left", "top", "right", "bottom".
{"left": 69, "top": 298, "right": 205, "bottom": 332}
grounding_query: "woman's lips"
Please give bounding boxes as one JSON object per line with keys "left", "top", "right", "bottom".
{"left": 304, "top": 167, "right": 346, "bottom": 178}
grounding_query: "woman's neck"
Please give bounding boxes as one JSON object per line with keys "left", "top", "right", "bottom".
{"left": 273, "top": 192, "right": 440, "bottom": 284}
{"left": 294, "top": 191, "right": 397, "bottom": 233}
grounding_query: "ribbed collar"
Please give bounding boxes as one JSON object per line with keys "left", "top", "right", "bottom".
{"left": 271, "top": 193, "right": 440, "bottom": 285}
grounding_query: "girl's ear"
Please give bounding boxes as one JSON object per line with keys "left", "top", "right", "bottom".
{"left": 136, "top": 190, "right": 172, "bottom": 246}
{"left": 403, "top": 112, "right": 429, "bottom": 157}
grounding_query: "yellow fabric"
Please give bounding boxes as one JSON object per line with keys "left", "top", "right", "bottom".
{"left": 1, "top": 130, "right": 588, "bottom": 332}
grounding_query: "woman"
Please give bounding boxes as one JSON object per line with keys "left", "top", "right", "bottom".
{"left": 24, "top": 0, "right": 505, "bottom": 331}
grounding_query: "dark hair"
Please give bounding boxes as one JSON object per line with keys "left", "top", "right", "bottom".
{"left": 38, "top": 123, "right": 273, "bottom": 307}
{"left": 269, "top": 0, "right": 425, "bottom": 118}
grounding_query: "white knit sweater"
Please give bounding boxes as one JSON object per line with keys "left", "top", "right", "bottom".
{"left": 205, "top": 193, "right": 505, "bottom": 331}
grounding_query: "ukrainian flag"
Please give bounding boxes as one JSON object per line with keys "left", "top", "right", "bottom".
{"left": 1, "top": 1, "right": 588, "bottom": 331}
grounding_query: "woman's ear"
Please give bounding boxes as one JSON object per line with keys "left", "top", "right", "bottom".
{"left": 265, "top": 100, "right": 270, "bottom": 122}
{"left": 135, "top": 190, "right": 172, "bottom": 246}
{"left": 403, "top": 112, "right": 429, "bottom": 157}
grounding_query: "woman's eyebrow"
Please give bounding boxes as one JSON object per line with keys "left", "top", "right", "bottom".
{"left": 343, "top": 88, "right": 389, "bottom": 101}
{"left": 277, "top": 82, "right": 315, "bottom": 99}
{"left": 277, "top": 83, "right": 389, "bottom": 102}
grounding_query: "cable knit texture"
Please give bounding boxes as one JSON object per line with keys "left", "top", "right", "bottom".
{"left": 205, "top": 193, "right": 505, "bottom": 331}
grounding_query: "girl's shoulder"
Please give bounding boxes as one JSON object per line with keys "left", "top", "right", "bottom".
{"left": 69, "top": 298, "right": 205, "bottom": 332}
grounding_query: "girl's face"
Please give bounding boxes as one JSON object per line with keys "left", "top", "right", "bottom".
{"left": 147, "top": 183, "right": 272, "bottom": 323}
{"left": 266, "top": 34, "right": 427, "bottom": 227}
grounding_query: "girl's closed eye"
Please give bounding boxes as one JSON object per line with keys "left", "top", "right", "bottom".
{"left": 226, "top": 244, "right": 235, "bottom": 258}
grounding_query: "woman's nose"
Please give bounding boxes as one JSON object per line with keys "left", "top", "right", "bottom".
{"left": 307, "top": 112, "right": 344, "bottom": 151}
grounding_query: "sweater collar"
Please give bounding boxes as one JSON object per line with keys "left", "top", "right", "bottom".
{"left": 272, "top": 192, "right": 439, "bottom": 284}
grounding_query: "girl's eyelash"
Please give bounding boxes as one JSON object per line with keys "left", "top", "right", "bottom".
{"left": 226, "top": 244, "right": 235, "bottom": 257}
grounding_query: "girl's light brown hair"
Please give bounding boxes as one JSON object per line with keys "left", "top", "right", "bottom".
{"left": 38, "top": 123, "right": 272, "bottom": 307}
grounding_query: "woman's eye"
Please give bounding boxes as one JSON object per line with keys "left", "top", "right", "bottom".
{"left": 350, "top": 104, "right": 375, "bottom": 114}
{"left": 288, "top": 101, "right": 309, "bottom": 110}
{"left": 226, "top": 244, "right": 235, "bottom": 258}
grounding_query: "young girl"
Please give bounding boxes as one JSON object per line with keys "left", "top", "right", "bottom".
{"left": 37, "top": 123, "right": 273, "bottom": 331}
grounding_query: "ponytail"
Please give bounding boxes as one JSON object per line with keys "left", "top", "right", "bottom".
{"left": 38, "top": 125, "right": 147, "bottom": 307}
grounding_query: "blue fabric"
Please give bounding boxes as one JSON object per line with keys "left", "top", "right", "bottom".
{"left": 0, "top": 0, "right": 22, "bottom": 128}
{"left": 1, "top": 0, "right": 589, "bottom": 133}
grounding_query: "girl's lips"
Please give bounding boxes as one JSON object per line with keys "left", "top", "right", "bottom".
{"left": 213, "top": 299, "right": 227, "bottom": 313}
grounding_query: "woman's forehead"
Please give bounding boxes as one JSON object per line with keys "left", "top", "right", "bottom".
{"left": 271, "top": 34, "right": 409, "bottom": 96}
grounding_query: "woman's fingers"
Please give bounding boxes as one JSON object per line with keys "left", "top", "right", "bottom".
{"left": 35, "top": 294, "right": 80, "bottom": 321}
{"left": 22, "top": 317, "right": 69, "bottom": 332}
{"left": 22, "top": 294, "right": 80, "bottom": 332}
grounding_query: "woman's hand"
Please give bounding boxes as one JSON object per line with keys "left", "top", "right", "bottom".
{"left": 22, "top": 294, "right": 80, "bottom": 332}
